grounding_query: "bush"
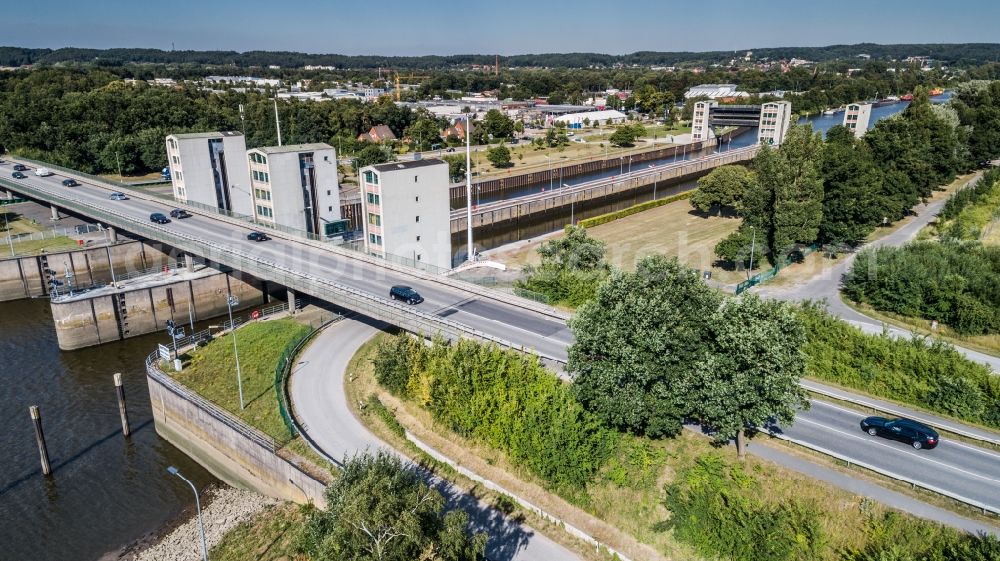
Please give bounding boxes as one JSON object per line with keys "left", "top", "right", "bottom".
{"left": 799, "top": 302, "right": 1000, "bottom": 428}
{"left": 372, "top": 335, "right": 617, "bottom": 489}
{"left": 578, "top": 191, "right": 693, "bottom": 228}
{"left": 661, "top": 454, "right": 826, "bottom": 561}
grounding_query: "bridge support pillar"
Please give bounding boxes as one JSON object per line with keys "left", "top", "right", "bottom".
{"left": 107, "top": 227, "right": 118, "bottom": 243}
{"left": 50, "top": 205, "right": 61, "bottom": 221}
{"left": 185, "top": 254, "right": 195, "bottom": 272}
{"left": 287, "top": 288, "right": 297, "bottom": 314}
{"left": 1, "top": 188, "right": 11, "bottom": 200}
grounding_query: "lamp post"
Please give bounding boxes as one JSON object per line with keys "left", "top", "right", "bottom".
{"left": 166, "top": 466, "right": 208, "bottom": 561}
{"left": 747, "top": 226, "right": 757, "bottom": 281}
{"left": 454, "top": 114, "right": 474, "bottom": 262}
{"left": 226, "top": 294, "right": 245, "bottom": 410}
{"left": 546, "top": 155, "right": 553, "bottom": 192}
{"left": 2, "top": 210, "right": 14, "bottom": 257}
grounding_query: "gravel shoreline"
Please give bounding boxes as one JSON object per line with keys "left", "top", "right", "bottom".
{"left": 112, "top": 486, "right": 277, "bottom": 561}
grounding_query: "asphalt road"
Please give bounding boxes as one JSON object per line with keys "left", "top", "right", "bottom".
{"left": 290, "top": 317, "right": 580, "bottom": 561}
{"left": 5, "top": 159, "right": 999, "bottom": 529}
{"left": 0, "top": 160, "right": 573, "bottom": 365}
{"left": 781, "top": 400, "right": 1000, "bottom": 511}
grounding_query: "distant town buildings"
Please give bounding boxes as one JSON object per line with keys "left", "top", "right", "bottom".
{"left": 357, "top": 125, "right": 397, "bottom": 144}
{"left": 758, "top": 101, "right": 792, "bottom": 146}
{"left": 165, "top": 132, "right": 253, "bottom": 216}
{"left": 442, "top": 120, "right": 475, "bottom": 141}
{"left": 246, "top": 143, "right": 344, "bottom": 237}
{"left": 359, "top": 159, "right": 452, "bottom": 270}
{"left": 684, "top": 84, "right": 749, "bottom": 100}
{"left": 553, "top": 109, "right": 627, "bottom": 128}
{"left": 204, "top": 76, "right": 281, "bottom": 87}
{"left": 843, "top": 103, "right": 872, "bottom": 138}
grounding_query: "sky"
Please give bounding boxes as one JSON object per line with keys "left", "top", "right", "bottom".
{"left": 4, "top": 0, "right": 999, "bottom": 55}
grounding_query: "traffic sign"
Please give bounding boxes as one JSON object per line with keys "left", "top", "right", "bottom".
{"left": 158, "top": 344, "right": 171, "bottom": 361}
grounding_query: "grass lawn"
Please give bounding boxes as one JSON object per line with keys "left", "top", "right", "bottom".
{"left": 210, "top": 502, "right": 310, "bottom": 561}
{"left": 344, "top": 332, "right": 980, "bottom": 561}
{"left": 489, "top": 196, "right": 745, "bottom": 285}
{"left": 170, "top": 318, "right": 311, "bottom": 443}
{"left": 9, "top": 236, "right": 83, "bottom": 255}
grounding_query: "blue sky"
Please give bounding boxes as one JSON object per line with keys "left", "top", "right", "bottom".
{"left": 5, "top": 0, "right": 999, "bottom": 55}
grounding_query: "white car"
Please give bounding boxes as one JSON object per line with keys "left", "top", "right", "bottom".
{"left": 35, "top": 168, "right": 53, "bottom": 177}
{"left": 572, "top": 137, "right": 586, "bottom": 143}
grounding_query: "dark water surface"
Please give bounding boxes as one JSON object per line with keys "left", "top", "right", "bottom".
{"left": 0, "top": 298, "right": 217, "bottom": 561}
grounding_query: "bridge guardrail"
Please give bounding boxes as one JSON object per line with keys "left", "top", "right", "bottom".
{"left": 769, "top": 431, "right": 1000, "bottom": 517}
{"left": 802, "top": 380, "right": 1000, "bottom": 448}
{"left": 0, "top": 174, "right": 567, "bottom": 366}
{"left": 8, "top": 156, "right": 571, "bottom": 322}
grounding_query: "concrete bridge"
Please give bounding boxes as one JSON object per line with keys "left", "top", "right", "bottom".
{"left": 0, "top": 158, "right": 572, "bottom": 365}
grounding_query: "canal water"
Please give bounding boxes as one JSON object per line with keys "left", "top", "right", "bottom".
{"left": 462, "top": 92, "right": 953, "bottom": 258}
{"left": 0, "top": 298, "right": 218, "bottom": 561}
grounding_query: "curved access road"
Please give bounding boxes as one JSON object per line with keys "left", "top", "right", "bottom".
{"left": 289, "top": 316, "right": 581, "bottom": 561}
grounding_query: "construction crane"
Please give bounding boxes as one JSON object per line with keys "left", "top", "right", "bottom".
{"left": 393, "top": 72, "right": 430, "bottom": 101}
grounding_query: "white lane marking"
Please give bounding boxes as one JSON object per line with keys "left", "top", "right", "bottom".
{"left": 809, "top": 400, "right": 1000, "bottom": 460}
{"left": 794, "top": 417, "right": 1000, "bottom": 484}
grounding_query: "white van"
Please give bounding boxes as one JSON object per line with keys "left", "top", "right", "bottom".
{"left": 35, "top": 168, "right": 54, "bottom": 177}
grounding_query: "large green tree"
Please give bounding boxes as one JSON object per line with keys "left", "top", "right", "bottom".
{"left": 518, "top": 225, "right": 610, "bottom": 306}
{"left": 300, "top": 451, "right": 487, "bottom": 561}
{"left": 568, "top": 255, "right": 722, "bottom": 437}
{"left": 681, "top": 295, "right": 809, "bottom": 458}
{"left": 486, "top": 144, "right": 512, "bottom": 168}
{"left": 689, "top": 164, "right": 756, "bottom": 215}
{"left": 818, "top": 125, "right": 884, "bottom": 245}
{"left": 480, "top": 108, "right": 515, "bottom": 140}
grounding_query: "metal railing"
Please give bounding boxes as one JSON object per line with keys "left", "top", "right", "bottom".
{"left": 769, "top": 431, "right": 1000, "bottom": 517}
{"left": 8, "top": 155, "right": 568, "bottom": 320}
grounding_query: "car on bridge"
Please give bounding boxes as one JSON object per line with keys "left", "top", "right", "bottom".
{"left": 246, "top": 231, "right": 271, "bottom": 242}
{"left": 149, "top": 213, "right": 171, "bottom": 224}
{"left": 61, "top": 179, "right": 79, "bottom": 187}
{"left": 389, "top": 285, "right": 424, "bottom": 305}
{"left": 169, "top": 208, "right": 192, "bottom": 219}
{"left": 35, "top": 168, "right": 53, "bottom": 177}
{"left": 12, "top": 171, "right": 26, "bottom": 179}
{"left": 860, "top": 417, "right": 939, "bottom": 450}
{"left": 109, "top": 192, "right": 128, "bottom": 201}
{"left": 12, "top": 164, "right": 27, "bottom": 172}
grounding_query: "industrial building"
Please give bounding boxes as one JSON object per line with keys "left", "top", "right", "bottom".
{"left": 359, "top": 158, "right": 452, "bottom": 270}
{"left": 758, "top": 101, "right": 792, "bottom": 146}
{"left": 684, "top": 84, "right": 749, "bottom": 100}
{"left": 843, "top": 103, "right": 873, "bottom": 138}
{"left": 552, "top": 109, "right": 627, "bottom": 128}
{"left": 245, "top": 143, "right": 345, "bottom": 238}
{"left": 165, "top": 132, "right": 254, "bottom": 216}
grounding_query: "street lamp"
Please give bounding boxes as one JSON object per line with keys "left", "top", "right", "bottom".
{"left": 2, "top": 209, "right": 14, "bottom": 257}
{"left": 226, "top": 294, "right": 246, "bottom": 410}
{"left": 453, "top": 114, "right": 474, "bottom": 262}
{"left": 747, "top": 226, "right": 757, "bottom": 281}
{"left": 166, "top": 466, "right": 208, "bottom": 561}
{"left": 546, "top": 155, "right": 553, "bottom": 192}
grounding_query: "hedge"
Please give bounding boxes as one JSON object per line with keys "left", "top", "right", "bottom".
{"left": 578, "top": 190, "right": 694, "bottom": 228}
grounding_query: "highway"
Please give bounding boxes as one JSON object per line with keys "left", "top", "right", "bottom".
{"left": 4, "top": 158, "right": 999, "bottom": 530}
{"left": 0, "top": 159, "right": 573, "bottom": 364}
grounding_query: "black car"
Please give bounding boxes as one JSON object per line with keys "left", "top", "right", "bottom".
{"left": 446, "top": 147, "right": 456, "bottom": 152}
{"left": 12, "top": 164, "right": 27, "bottom": 171}
{"left": 860, "top": 417, "right": 939, "bottom": 450}
{"left": 246, "top": 231, "right": 270, "bottom": 242}
{"left": 169, "top": 208, "right": 192, "bottom": 219}
{"left": 389, "top": 285, "right": 424, "bottom": 305}
{"left": 62, "top": 179, "right": 79, "bottom": 187}
{"left": 150, "top": 213, "right": 171, "bottom": 224}
{"left": 12, "top": 171, "right": 26, "bottom": 179}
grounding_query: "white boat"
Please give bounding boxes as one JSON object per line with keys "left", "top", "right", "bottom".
{"left": 822, "top": 109, "right": 836, "bottom": 116}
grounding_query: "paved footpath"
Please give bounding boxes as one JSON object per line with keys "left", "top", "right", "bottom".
{"left": 289, "top": 316, "right": 582, "bottom": 561}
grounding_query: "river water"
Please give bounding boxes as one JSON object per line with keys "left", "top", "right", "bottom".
{"left": 0, "top": 298, "right": 217, "bottom": 561}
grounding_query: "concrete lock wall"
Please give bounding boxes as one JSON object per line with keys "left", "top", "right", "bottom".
{"left": 50, "top": 271, "right": 266, "bottom": 350}
{"left": 0, "top": 240, "right": 171, "bottom": 302}
{"left": 146, "top": 369, "right": 327, "bottom": 506}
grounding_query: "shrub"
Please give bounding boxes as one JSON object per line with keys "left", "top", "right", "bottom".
{"left": 578, "top": 191, "right": 693, "bottom": 228}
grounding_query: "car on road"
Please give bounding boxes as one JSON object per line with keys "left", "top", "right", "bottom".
{"left": 446, "top": 147, "right": 456, "bottom": 152}
{"left": 61, "top": 178, "right": 79, "bottom": 187}
{"left": 169, "top": 208, "right": 192, "bottom": 219}
{"left": 572, "top": 137, "right": 586, "bottom": 143}
{"left": 12, "top": 171, "right": 26, "bottom": 179}
{"left": 149, "top": 213, "right": 171, "bottom": 224}
{"left": 860, "top": 416, "right": 939, "bottom": 449}
{"left": 246, "top": 231, "right": 270, "bottom": 242}
{"left": 389, "top": 285, "right": 424, "bottom": 305}
{"left": 12, "top": 164, "right": 27, "bottom": 171}
{"left": 109, "top": 192, "right": 128, "bottom": 201}
{"left": 35, "top": 168, "right": 53, "bottom": 177}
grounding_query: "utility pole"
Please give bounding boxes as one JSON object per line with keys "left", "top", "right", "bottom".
{"left": 462, "top": 115, "right": 473, "bottom": 262}
{"left": 747, "top": 226, "right": 757, "bottom": 281}
{"left": 273, "top": 99, "right": 283, "bottom": 146}
{"left": 227, "top": 294, "right": 245, "bottom": 409}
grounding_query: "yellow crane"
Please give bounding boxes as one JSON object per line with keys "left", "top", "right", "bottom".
{"left": 393, "top": 72, "right": 430, "bottom": 101}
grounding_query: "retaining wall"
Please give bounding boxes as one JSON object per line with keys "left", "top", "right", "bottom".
{"left": 146, "top": 359, "right": 328, "bottom": 506}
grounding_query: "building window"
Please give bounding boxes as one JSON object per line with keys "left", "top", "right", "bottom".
{"left": 168, "top": 139, "right": 177, "bottom": 149}
{"left": 415, "top": 196, "right": 419, "bottom": 202}
{"left": 327, "top": 190, "right": 331, "bottom": 196}
{"left": 367, "top": 193, "right": 380, "bottom": 205}
{"left": 416, "top": 254, "right": 421, "bottom": 261}
{"left": 328, "top": 206, "right": 333, "bottom": 212}
{"left": 368, "top": 213, "right": 381, "bottom": 226}
{"left": 175, "top": 170, "right": 183, "bottom": 180}
{"left": 416, "top": 235, "right": 420, "bottom": 241}
{"left": 415, "top": 216, "right": 419, "bottom": 223}
{"left": 256, "top": 205, "right": 273, "bottom": 218}
{"left": 363, "top": 171, "right": 378, "bottom": 185}
{"left": 414, "top": 175, "right": 418, "bottom": 183}
{"left": 369, "top": 233, "right": 382, "bottom": 245}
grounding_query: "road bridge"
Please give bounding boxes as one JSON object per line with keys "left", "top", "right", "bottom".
{"left": 0, "top": 158, "right": 572, "bottom": 365}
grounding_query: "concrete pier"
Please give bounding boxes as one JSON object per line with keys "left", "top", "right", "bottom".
{"left": 50, "top": 265, "right": 266, "bottom": 350}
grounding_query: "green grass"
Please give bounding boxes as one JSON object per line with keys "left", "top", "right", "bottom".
{"left": 171, "top": 318, "right": 311, "bottom": 443}
{"left": 9, "top": 236, "right": 82, "bottom": 255}
{"left": 210, "top": 502, "right": 311, "bottom": 561}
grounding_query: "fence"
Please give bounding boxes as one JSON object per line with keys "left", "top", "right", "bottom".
{"left": 465, "top": 276, "right": 550, "bottom": 304}
{"left": 735, "top": 243, "right": 820, "bottom": 295}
